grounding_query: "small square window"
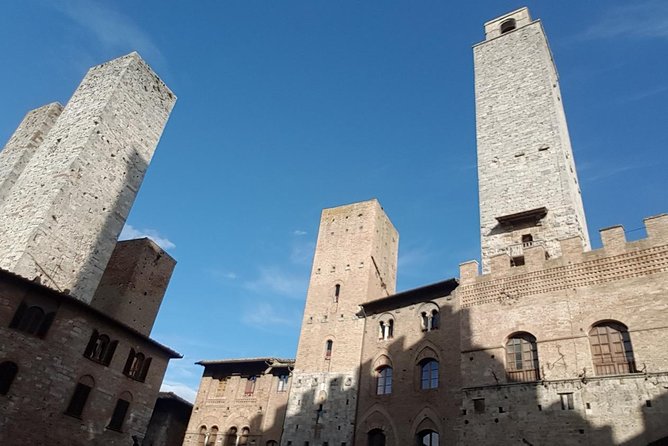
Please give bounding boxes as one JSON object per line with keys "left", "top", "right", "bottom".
{"left": 559, "top": 393, "right": 574, "bottom": 410}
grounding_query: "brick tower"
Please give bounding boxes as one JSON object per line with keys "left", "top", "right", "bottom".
{"left": 0, "top": 53, "right": 176, "bottom": 302}
{"left": 474, "top": 7, "right": 589, "bottom": 272}
{"left": 283, "top": 199, "right": 398, "bottom": 446}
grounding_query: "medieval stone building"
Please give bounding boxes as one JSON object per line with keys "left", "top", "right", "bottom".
{"left": 0, "top": 53, "right": 181, "bottom": 445}
{"left": 188, "top": 7, "right": 668, "bottom": 445}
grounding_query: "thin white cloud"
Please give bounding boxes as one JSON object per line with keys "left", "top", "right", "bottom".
{"left": 119, "top": 224, "right": 176, "bottom": 250}
{"left": 208, "top": 269, "right": 238, "bottom": 281}
{"left": 242, "top": 302, "right": 301, "bottom": 329}
{"left": 290, "top": 240, "right": 316, "bottom": 266}
{"left": 293, "top": 230, "right": 307, "bottom": 236}
{"left": 160, "top": 381, "right": 198, "bottom": 403}
{"left": 51, "top": 0, "right": 166, "bottom": 66}
{"left": 583, "top": 1, "right": 668, "bottom": 41}
{"left": 244, "top": 266, "right": 308, "bottom": 298}
{"left": 584, "top": 163, "right": 646, "bottom": 183}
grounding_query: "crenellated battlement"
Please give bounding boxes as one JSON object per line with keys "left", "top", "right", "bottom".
{"left": 458, "top": 214, "right": 668, "bottom": 305}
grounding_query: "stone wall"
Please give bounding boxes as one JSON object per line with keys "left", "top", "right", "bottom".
{"left": 0, "top": 271, "right": 178, "bottom": 446}
{"left": 457, "top": 215, "right": 668, "bottom": 444}
{"left": 354, "top": 283, "right": 461, "bottom": 446}
{"left": 184, "top": 360, "right": 291, "bottom": 446}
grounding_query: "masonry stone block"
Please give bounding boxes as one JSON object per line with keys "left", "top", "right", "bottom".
{"left": 600, "top": 225, "right": 626, "bottom": 254}
{"left": 645, "top": 214, "right": 668, "bottom": 241}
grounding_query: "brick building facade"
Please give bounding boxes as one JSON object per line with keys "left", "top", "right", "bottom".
{"left": 189, "top": 7, "right": 668, "bottom": 445}
{"left": 0, "top": 53, "right": 181, "bottom": 445}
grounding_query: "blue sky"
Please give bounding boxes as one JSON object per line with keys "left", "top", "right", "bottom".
{"left": 1, "top": 1, "right": 667, "bottom": 401}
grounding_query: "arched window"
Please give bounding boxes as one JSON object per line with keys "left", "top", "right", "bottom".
{"left": 334, "top": 284, "right": 341, "bottom": 303}
{"left": 430, "top": 310, "right": 439, "bottom": 330}
{"left": 224, "top": 427, "right": 237, "bottom": 446}
{"left": 417, "top": 429, "right": 439, "bottom": 446}
{"left": 0, "top": 361, "right": 18, "bottom": 395}
{"left": 108, "top": 391, "right": 132, "bottom": 432}
{"left": 419, "top": 304, "right": 439, "bottom": 332}
{"left": 589, "top": 321, "right": 637, "bottom": 375}
{"left": 84, "top": 330, "right": 118, "bottom": 366}
{"left": 65, "top": 375, "right": 95, "bottom": 418}
{"left": 379, "top": 318, "right": 394, "bottom": 340}
{"left": 207, "top": 426, "right": 219, "bottom": 446}
{"left": 376, "top": 366, "right": 393, "bottom": 395}
{"left": 500, "top": 18, "right": 516, "bottom": 34}
{"left": 198, "top": 426, "right": 208, "bottom": 446}
{"left": 123, "top": 349, "right": 152, "bottom": 382}
{"left": 368, "top": 428, "right": 386, "bottom": 446}
{"left": 505, "top": 333, "right": 540, "bottom": 382}
{"left": 238, "top": 426, "right": 250, "bottom": 446}
{"left": 420, "top": 359, "right": 439, "bottom": 390}
{"left": 10, "top": 302, "right": 56, "bottom": 338}
{"left": 325, "top": 340, "right": 333, "bottom": 359}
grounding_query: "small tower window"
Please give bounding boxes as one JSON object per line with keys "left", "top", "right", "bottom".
{"left": 500, "top": 18, "right": 516, "bottom": 34}
{"left": 325, "top": 340, "right": 333, "bottom": 359}
{"left": 334, "top": 284, "right": 341, "bottom": 303}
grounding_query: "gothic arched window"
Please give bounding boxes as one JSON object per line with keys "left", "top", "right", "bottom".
{"left": 420, "top": 359, "right": 439, "bottom": 390}
{"left": 418, "top": 429, "right": 439, "bottom": 446}
{"left": 589, "top": 321, "right": 637, "bottom": 375}
{"left": 368, "top": 428, "right": 386, "bottom": 446}
{"left": 376, "top": 366, "right": 393, "bottom": 395}
{"left": 505, "top": 332, "right": 540, "bottom": 382}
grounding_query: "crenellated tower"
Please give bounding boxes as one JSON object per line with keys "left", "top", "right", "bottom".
{"left": 474, "top": 7, "right": 589, "bottom": 272}
{"left": 283, "top": 199, "right": 398, "bottom": 446}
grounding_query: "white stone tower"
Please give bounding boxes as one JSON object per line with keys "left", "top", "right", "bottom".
{"left": 283, "top": 199, "right": 398, "bottom": 446}
{"left": 0, "top": 53, "right": 176, "bottom": 302}
{"left": 474, "top": 7, "right": 589, "bottom": 272}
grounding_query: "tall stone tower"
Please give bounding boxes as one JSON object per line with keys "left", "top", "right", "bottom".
{"left": 0, "top": 53, "right": 176, "bottom": 302}
{"left": 474, "top": 7, "right": 589, "bottom": 272}
{"left": 283, "top": 199, "right": 398, "bottom": 446}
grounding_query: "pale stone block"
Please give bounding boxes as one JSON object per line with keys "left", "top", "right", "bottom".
{"left": 645, "top": 214, "right": 668, "bottom": 242}
{"left": 600, "top": 225, "right": 626, "bottom": 254}
{"left": 459, "top": 260, "right": 479, "bottom": 284}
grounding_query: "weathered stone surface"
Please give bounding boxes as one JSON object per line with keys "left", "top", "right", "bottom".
{"left": 91, "top": 238, "right": 176, "bottom": 336}
{"left": 0, "top": 102, "right": 63, "bottom": 203}
{"left": 283, "top": 199, "right": 399, "bottom": 446}
{"left": 474, "top": 7, "right": 589, "bottom": 273}
{"left": 0, "top": 52, "right": 176, "bottom": 303}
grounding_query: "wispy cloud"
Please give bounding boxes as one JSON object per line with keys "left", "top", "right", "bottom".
{"left": 244, "top": 266, "right": 308, "bottom": 298}
{"left": 160, "top": 381, "right": 197, "bottom": 403}
{"left": 290, "top": 240, "right": 316, "bottom": 266}
{"left": 242, "top": 302, "right": 301, "bottom": 329}
{"left": 293, "top": 230, "right": 307, "bottom": 236}
{"left": 119, "top": 224, "right": 176, "bottom": 250}
{"left": 583, "top": 163, "right": 646, "bottom": 182}
{"left": 398, "top": 246, "right": 431, "bottom": 270}
{"left": 50, "top": 0, "right": 165, "bottom": 66}
{"left": 583, "top": 1, "right": 668, "bottom": 41}
{"left": 208, "top": 269, "right": 238, "bottom": 281}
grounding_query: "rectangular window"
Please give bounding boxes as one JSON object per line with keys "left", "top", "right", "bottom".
{"left": 107, "top": 398, "right": 130, "bottom": 431}
{"left": 244, "top": 376, "right": 257, "bottom": 396}
{"left": 277, "top": 375, "right": 289, "bottom": 392}
{"left": 560, "top": 393, "right": 574, "bottom": 410}
{"left": 473, "top": 398, "right": 485, "bottom": 414}
{"left": 65, "top": 383, "right": 92, "bottom": 418}
{"left": 215, "top": 378, "right": 227, "bottom": 397}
